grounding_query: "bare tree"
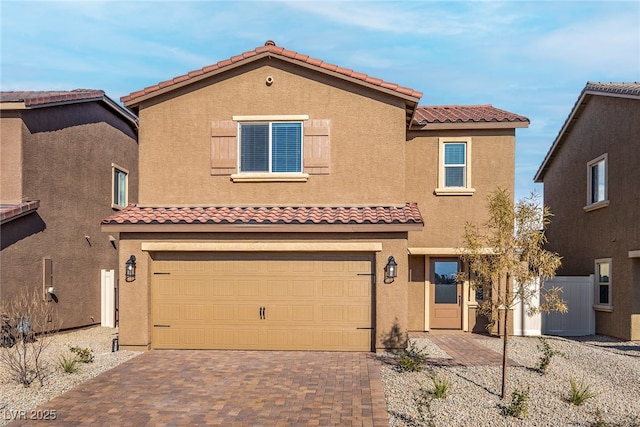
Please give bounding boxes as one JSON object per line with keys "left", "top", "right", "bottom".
{"left": 0, "top": 289, "right": 61, "bottom": 387}
{"left": 458, "top": 188, "right": 566, "bottom": 399}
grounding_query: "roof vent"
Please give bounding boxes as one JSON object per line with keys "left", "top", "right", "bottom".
{"left": 264, "top": 40, "right": 276, "bottom": 46}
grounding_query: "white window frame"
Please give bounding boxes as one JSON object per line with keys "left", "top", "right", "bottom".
{"left": 436, "top": 137, "right": 474, "bottom": 195}
{"left": 111, "top": 164, "right": 128, "bottom": 209}
{"left": 231, "top": 115, "right": 309, "bottom": 182}
{"left": 584, "top": 153, "right": 609, "bottom": 212}
{"left": 593, "top": 258, "right": 613, "bottom": 311}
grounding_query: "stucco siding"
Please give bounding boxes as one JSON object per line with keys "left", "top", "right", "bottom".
{"left": 0, "top": 103, "right": 138, "bottom": 330}
{"left": 0, "top": 114, "right": 24, "bottom": 204}
{"left": 543, "top": 96, "right": 640, "bottom": 340}
{"left": 405, "top": 129, "right": 516, "bottom": 248}
{"left": 136, "top": 59, "right": 407, "bottom": 207}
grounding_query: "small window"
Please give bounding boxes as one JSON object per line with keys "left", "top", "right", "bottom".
{"left": 594, "top": 258, "right": 612, "bottom": 310}
{"left": 239, "top": 122, "right": 302, "bottom": 173}
{"left": 112, "top": 164, "right": 128, "bottom": 209}
{"left": 585, "top": 154, "right": 608, "bottom": 211}
{"left": 436, "top": 137, "right": 474, "bottom": 195}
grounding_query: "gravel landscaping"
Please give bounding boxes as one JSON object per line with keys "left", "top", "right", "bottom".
{"left": 380, "top": 334, "right": 640, "bottom": 426}
{"left": 1, "top": 326, "right": 639, "bottom": 426}
{"left": 0, "top": 326, "right": 141, "bottom": 426}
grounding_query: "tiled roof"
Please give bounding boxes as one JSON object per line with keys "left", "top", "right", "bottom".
{"left": 535, "top": 81, "right": 639, "bottom": 182}
{"left": 0, "top": 200, "right": 40, "bottom": 224}
{"left": 0, "top": 90, "right": 105, "bottom": 107}
{"left": 585, "top": 81, "right": 640, "bottom": 97}
{"left": 102, "top": 204, "right": 423, "bottom": 226}
{"left": 413, "top": 105, "right": 529, "bottom": 125}
{"left": 121, "top": 40, "right": 422, "bottom": 104}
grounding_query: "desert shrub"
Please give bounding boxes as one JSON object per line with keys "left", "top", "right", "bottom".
{"left": 0, "top": 290, "right": 60, "bottom": 387}
{"left": 70, "top": 346, "right": 94, "bottom": 363}
{"left": 398, "top": 340, "right": 428, "bottom": 373}
{"left": 568, "top": 378, "right": 597, "bottom": 406}
{"left": 535, "top": 336, "right": 567, "bottom": 374}
{"left": 500, "top": 387, "right": 530, "bottom": 419}
{"left": 58, "top": 353, "right": 78, "bottom": 373}
{"left": 431, "top": 373, "right": 451, "bottom": 399}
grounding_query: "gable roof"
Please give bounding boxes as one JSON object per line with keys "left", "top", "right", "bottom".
{"left": 121, "top": 40, "right": 422, "bottom": 124}
{"left": 534, "top": 82, "right": 640, "bottom": 182}
{"left": 412, "top": 105, "right": 529, "bottom": 129}
{"left": 0, "top": 89, "right": 138, "bottom": 130}
{"left": 101, "top": 203, "right": 423, "bottom": 232}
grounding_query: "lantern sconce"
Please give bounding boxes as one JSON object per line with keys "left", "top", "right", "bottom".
{"left": 384, "top": 256, "right": 397, "bottom": 284}
{"left": 125, "top": 255, "right": 136, "bottom": 282}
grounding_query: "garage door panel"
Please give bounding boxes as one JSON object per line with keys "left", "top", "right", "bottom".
{"left": 291, "top": 305, "right": 314, "bottom": 321}
{"left": 152, "top": 253, "right": 373, "bottom": 351}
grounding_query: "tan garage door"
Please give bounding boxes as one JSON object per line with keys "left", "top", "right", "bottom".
{"left": 151, "top": 252, "right": 374, "bottom": 351}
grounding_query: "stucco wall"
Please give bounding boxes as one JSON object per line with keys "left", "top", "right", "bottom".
{"left": 0, "top": 103, "right": 138, "bottom": 330}
{"left": 543, "top": 96, "right": 640, "bottom": 340}
{"left": 405, "top": 128, "right": 516, "bottom": 248}
{"left": 0, "top": 114, "right": 24, "bottom": 203}
{"left": 135, "top": 59, "right": 407, "bottom": 206}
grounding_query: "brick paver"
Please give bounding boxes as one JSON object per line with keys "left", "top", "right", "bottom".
{"left": 409, "top": 332, "right": 520, "bottom": 367}
{"left": 8, "top": 351, "right": 389, "bottom": 426}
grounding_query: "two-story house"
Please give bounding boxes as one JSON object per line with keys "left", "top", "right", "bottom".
{"left": 535, "top": 82, "right": 640, "bottom": 341}
{"left": 102, "top": 41, "right": 528, "bottom": 352}
{"left": 1, "top": 90, "right": 138, "bottom": 330}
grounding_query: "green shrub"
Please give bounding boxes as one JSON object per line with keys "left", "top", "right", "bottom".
{"left": 568, "top": 378, "right": 597, "bottom": 406}
{"left": 431, "top": 373, "right": 451, "bottom": 399}
{"left": 70, "top": 346, "right": 94, "bottom": 363}
{"left": 398, "top": 340, "right": 428, "bottom": 373}
{"left": 535, "top": 336, "right": 566, "bottom": 374}
{"left": 58, "top": 354, "right": 78, "bottom": 374}
{"left": 413, "top": 383, "right": 436, "bottom": 427}
{"left": 501, "top": 387, "right": 530, "bottom": 419}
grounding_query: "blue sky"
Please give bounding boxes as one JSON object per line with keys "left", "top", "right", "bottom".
{"left": 2, "top": 1, "right": 639, "bottom": 200}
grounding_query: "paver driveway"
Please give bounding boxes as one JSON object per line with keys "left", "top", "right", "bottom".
{"left": 10, "top": 350, "right": 389, "bottom": 426}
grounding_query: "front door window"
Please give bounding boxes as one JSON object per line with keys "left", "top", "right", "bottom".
{"left": 434, "top": 261, "right": 459, "bottom": 304}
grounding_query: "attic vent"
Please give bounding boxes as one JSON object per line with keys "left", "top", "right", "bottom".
{"left": 265, "top": 40, "right": 276, "bottom": 46}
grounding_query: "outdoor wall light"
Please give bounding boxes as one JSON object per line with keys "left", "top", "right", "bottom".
{"left": 384, "top": 256, "right": 398, "bottom": 283}
{"left": 125, "top": 255, "right": 136, "bottom": 282}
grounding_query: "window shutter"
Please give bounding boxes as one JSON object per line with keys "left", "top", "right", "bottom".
{"left": 211, "top": 121, "right": 238, "bottom": 175}
{"left": 303, "top": 119, "right": 330, "bottom": 175}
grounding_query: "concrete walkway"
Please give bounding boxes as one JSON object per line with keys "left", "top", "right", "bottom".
{"left": 9, "top": 351, "right": 389, "bottom": 426}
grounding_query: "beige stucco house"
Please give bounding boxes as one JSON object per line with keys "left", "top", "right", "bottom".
{"left": 1, "top": 90, "right": 138, "bottom": 330}
{"left": 103, "top": 41, "right": 529, "bottom": 352}
{"left": 535, "top": 82, "right": 640, "bottom": 341}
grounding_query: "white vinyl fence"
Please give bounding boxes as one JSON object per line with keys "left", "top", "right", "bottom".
{"left": 101, "top": 269, "right": 115, "bottom": 328}
{"left": 513, "top": 278, "right": 542, "bottom": 336}
{"left": 542, "top": 276, "right": 595, "bottom": 336}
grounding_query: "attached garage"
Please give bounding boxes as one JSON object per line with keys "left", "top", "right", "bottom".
{"left": 151, "top": 252, "right": 374, "bottom": 351}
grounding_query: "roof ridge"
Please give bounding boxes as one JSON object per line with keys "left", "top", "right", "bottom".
{"left": 121, "top": 40, "right": 422, "bottom": 104}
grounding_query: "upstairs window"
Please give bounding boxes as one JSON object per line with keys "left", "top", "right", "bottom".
{"left": 112, "top": 164, "right": 128, "bottom": 209}
{"left": 436, "top": 137, "right": 474, "bottom": 195}
{"left": 240, "top": 122, "right": 302, "bottom": 173}
{"left": 586, "top": 154, "right": 608, "bottom": 207}
{"left": 444, "top": 143, "right": 466, "bottom": 187}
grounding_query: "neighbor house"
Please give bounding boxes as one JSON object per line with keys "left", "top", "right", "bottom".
{"left": 535, "top": 82, "right": 640, "bottom": 341}
{"left": 102, "top": 41, "right": 529, "bottom": 352}
{"left": 1, "top": 90, "right": 138, "bottom": 330}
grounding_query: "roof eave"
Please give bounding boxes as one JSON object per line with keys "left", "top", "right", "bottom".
{"left": 413, "top": 121, "right": 530, "bottom": 131}
{"left": 101, "top": 222, "right": 423, "bottom": 233}
{"left": 122, "top": 52, "right": 422, "bottom": 110}
{"left": 534, "top": 91, "right": 591, "bottom": 182}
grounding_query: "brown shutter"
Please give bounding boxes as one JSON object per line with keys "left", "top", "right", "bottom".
{"left": 211, "top": 121, "right": 237, "bottom": 175}
{"left": 303, "top": 119, "right": 330, "bottom": 175}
